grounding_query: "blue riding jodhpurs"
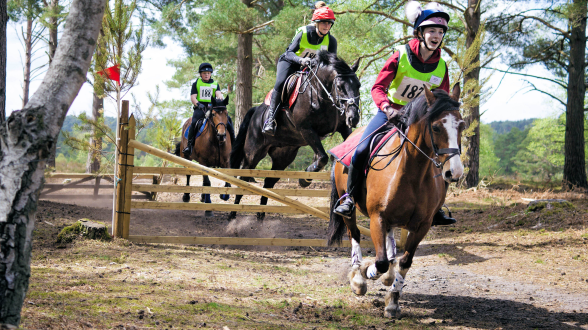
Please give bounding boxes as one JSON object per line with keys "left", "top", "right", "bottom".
{"left": 351, "top": 110, "right": 389, "bottom": 169}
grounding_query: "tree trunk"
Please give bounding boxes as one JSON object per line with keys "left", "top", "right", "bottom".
{"left": 22, "top": 17, "right": 33, "bottom": 109}
{"left": 0, "top": 0, "right": 7, "bottom": 123}
{"left": 235, "top": 0, "right": 253, "bottom": 129}
{"left": 563, "top": 0, "right": 587, "bottom": 189}
{"left": 86, "top": 91, "right": 103, "bottom": 173}
{"left": 0, "top": 0, "right": 105, "bottom": 325}
{"left": 48, "top": 0, "right": 59, "bottom": 64}
{"left": 463, "top": 0, "right": 481, "bottom": 188}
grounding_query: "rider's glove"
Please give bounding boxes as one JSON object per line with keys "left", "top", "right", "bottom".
{"left": 299, "top": 57, "right": 316, "bottom": 68}
{"left": 383, "top": 106, "right": 402, "bottom": 125}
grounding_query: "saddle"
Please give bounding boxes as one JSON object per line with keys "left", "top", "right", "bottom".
{"left": 184, "top": 118, "right": 207, "bottom": 144}
{"left": 328, "top": 124, "right": 403, "bottom": 173}
{"left": 262, "top": 72, "right": 307, "bottom": 128}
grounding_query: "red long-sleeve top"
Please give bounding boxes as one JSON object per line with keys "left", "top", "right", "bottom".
{"left": 371, "top": 38, "right": 450, "bottom": 111}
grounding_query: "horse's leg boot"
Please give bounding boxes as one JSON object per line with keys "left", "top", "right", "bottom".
{"left": 262, "top": 89, "right": 281, "bottom": 136}
{"left": 431, "top": 208, "right": 456, "bottom": 226}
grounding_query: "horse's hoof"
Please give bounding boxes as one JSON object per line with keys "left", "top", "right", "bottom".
{"left": 384, "top": 292, "right": 401, "bottom": 318}
{"left": 380, "top": 262, "right": 396, "bottom": 286}
{"left": 256, "top": 212, "right": 265, "bottom": 221}
{"left": 205, "top": 211, "right": 214, "bottom": 217}
{"left": 228, "top": 212, "right": 236, "bottom": 221}
{"left": 220, "top": 194, "right": 230, "bottom": 201}
{"left": 299, "top": 178, "right": 312, "bottom": 188}
{"left": 182, "top": 194, "right": 190, "bottom": 203}
{"left": 348, "top": 266, "right": 367, "bottom": 296}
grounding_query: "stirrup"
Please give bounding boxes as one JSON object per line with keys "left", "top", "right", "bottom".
{"left": 262, "top": 119, "right": 277, "bottom": 135}
{"left": 333, "top": 193, "right": 355, "bottom": 218}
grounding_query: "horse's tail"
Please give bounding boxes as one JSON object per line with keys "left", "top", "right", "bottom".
{"left": 230, "top": 106, "right": 256, "bottom": 169}
{"left": 173, "top": 140, "right": 181, "bottom": 157}
{"left": 327, "top": 165, "right": 347, "bottom": 246}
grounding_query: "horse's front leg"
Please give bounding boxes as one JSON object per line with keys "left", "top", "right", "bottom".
{"left": 182, "top": 175, "right": 191, "bottom": 202}
{"left": 384, "top": 226, "right": 427, "bottom": 318}
{"left": 380, "top": 230, "right": 398, "bottom": 286}
{"left": 299, "top": 128, "right": 329, "bottom": 187}
{"left": 201, "top": 175, "right": 213, "bottom": 217}
{"left": 220, "top": 182, "right": 230, "bottom": 201}
{"left": 345, "top": 212, "right": 367, "bottom": 295}
{"left": 359, "top": 214, "right": 389, "bottom": 281}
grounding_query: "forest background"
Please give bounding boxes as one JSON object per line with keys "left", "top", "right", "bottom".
{"left": 5, "top": 0, "right": 587, "bottom": 188}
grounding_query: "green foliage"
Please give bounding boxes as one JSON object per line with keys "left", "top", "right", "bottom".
{"left": 489, "top": 119, "right": 535, "bottom": 136}
{"left": 479, "top": 123, "right": 500, "bottom": 178}
{"left": 494, "top": 126, "right": 529, "bottom": 176}
{"left": 514, "top": 116, "right": 566, "bottom": 181}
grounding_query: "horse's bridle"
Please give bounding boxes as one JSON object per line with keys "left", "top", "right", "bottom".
{"left": 205, "top": 106, "right": 229, "bottom": 143}
{"left": 394, "top": 110, "right": 461, "bottom": 169}
{"left": 305, "top": 64, "right": 361, "bottom": 115}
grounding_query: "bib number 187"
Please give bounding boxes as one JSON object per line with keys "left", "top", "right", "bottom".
{"left": 400, "top": 84, "right": 424, "bottom": 99}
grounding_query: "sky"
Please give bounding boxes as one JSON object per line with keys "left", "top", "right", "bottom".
{"left": 6, "top": 21, "right": 565, "bottom": 124}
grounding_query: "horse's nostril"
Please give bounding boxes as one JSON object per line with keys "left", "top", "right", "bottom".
{"left": 444, "top": 170, "right": 452, "bottom": 178}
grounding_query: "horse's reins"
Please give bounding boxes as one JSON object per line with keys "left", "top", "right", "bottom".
{"left": 305, "top": 63, "right": 361, "bottom": 115}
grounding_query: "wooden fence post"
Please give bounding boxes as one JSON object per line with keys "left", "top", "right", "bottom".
{"left": 122, "top": 114, "right": 135, "bottom": 238}
{"left": 114, "top": 101, "right": 129, "bottom": 238}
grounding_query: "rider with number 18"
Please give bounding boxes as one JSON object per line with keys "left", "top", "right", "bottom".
{"left": 262, "top": 1, "right": 338, "bottom": 136}
{"left": 334, "top": 1, "right": 457, "bottom": 226}
{"left": 183, "top": 62, "right": 236, "bottom": 158}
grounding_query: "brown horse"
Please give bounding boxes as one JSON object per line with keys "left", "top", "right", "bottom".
{"left": 328, "top": 85, "right": 463, "bottom": 318}
{"left": 174, "top": 96, "right": 232, "bottom": 216}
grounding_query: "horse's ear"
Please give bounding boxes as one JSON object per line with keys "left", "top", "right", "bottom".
{"left": 424, "top": 85, "right": 436, "bottom": 106}
{"left": 350, "top": 58, "right": 361, "bottom": 72}
{"left": 450, "top": 83, "right": 460, "bottom": 102}
{"left": 223, "top": 94, "right": 229, "bottom": 106}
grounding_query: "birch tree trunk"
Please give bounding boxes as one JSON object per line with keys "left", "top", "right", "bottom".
{"left": 46, "top": 0, "right": 60, "bottom": 168}
{"left": 0, "top": 0, "right": 105, "bottom": 325}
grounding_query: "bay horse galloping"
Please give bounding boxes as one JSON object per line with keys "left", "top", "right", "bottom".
{"left": 229, "top": 51, "right": 361, "bottom": 220}
{"left": 328, "top": 85, "right": 464, "bottom": 318}
{"left": 174, "top": 96, "right": 232, "bottom": 217}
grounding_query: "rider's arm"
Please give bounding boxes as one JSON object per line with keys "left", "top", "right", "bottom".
{"left": 371, "top": 50, "right": 401, "bottom": 111}
{"left": 190, "top": 81, "right": 199, "bottom": 107}
{"left": 282, "top": 31, "right": 304, "bottom": 64}
{"left": 190, "top": 94, "right": 199, "bottom": 107}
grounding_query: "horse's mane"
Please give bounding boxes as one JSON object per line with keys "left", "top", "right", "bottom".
{"left": 401, "top": 89, "right": 460, "bottom": 126}
{"left": 317, "top": 51, "right": 354, "bottom": 75}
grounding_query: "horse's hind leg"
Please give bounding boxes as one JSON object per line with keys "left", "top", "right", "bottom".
{"left": 299, "top": 128, "right": 329, "bottom": 187}
{"left": 257, "top": 147, "right": 300, "bottom": 220}
{"left": 201, "top": 175, "right": 213, "bottom": 217}
{"left": 182, "top": 175, "right": 191, "bottom": 202}
{"left": 384, "top": 227, "right": 427, "bottom": 318}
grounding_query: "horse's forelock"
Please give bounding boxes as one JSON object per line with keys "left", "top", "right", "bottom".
{"left": 402, "top": 89, "right": 460, "bottom": 126}
{"left": 317, "top": 50, "right": 354, "bottom": 76}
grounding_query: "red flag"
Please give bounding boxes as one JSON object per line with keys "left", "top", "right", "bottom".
{"left": 97, "top": 64, "right": 120, "bottom": 84}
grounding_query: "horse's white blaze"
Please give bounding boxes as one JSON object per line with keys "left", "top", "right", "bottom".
{"left": 351, "top": 239, "right": 362, "bottom": 266}
{"left": 386, "top": 231, "right": 397, "bottom": 261}
{"left": 442, "top": 114, "right": 464, "bottom": 181}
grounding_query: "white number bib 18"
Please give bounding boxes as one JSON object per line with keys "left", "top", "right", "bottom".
{"left": 199, "top": 86, "right": 213, "bottom": 101}
{"left": 392, "top": 76, "right": 432, "bottom": 103}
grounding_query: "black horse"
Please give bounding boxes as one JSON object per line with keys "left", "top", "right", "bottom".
{"left": 229, "top": 51, "right": 362, "bottom": 220}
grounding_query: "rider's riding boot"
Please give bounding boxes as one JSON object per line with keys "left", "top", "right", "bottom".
{"left": 182, "top": 121, "right": 197, "bottom": 158}
{"left": 262, "top": 89, "right": 282, "bottom": 136}
{"left": 431, "top": 208, "right": 457, "bottom": 226}
{"left": 333, "top": 163, "right": 361, "bottom": 218}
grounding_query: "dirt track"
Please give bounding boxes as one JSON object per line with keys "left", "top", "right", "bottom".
{"left": 31, "top": 180, "right": 588, "bottom": 329}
